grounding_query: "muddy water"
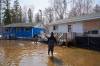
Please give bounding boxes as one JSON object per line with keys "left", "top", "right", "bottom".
{"left": 0, "top": 40, "right": 100, "bottom": 66}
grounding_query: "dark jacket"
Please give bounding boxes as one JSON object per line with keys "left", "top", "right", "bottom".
{"left": 48, "top": 36, "right": 57, "bottom": 46}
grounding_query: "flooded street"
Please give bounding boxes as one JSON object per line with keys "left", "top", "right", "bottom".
{"left": 0, "top": 40, "right": 100, "bottom": 66}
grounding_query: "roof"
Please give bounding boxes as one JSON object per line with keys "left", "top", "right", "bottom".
{"left": 3, "top": 23, "right": 36, "bottom": 27}
{"left": 47, "top": 13, "right": 100, "bottom": 26}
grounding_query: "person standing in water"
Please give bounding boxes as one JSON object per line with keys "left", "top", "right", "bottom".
{"left": 47, "top": 32, "right": 57, "bottom": 56}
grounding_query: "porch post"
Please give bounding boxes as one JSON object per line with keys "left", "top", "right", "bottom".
{"left": 32, "top": 27, "right": 33, "bottom": 38}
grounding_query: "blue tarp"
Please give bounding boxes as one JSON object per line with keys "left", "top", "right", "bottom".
{"left": 3, "top": 27, "right": 45, "bottom": 39}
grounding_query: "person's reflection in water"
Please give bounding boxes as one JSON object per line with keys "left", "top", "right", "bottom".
{"left": 48, "top": 56, "right": 63, "bottom": 66}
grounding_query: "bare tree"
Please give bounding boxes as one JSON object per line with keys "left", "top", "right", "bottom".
{"left": 68, "top": 7, "right": 78, "bottom": 17}
{"left": 35, "top": 10, "right": 43, "bottom": 23}
{"left": 35, "top": 10, "right": 46, "bottom": 24}
{"left": 35, "top": 12, "right": 40, "bottom": 23}
{"left": 22, "top": 6, "right": 27, "bottom": 23}
{"left": 94, "top": 4, "right": 100, "bottom": 13}
{"left": 52, "top": 0, "right": 68, "bottom": 19}
{"left": 44, "top": 7, "right": 53, "bottom": 23}
{"left": 69, "top": 0, "right": 94, "bottom": 17}
{"left": 50, "top": 0, "right": 72, "bottom": 19}
{"left": 39, "top": 9, "right": 43, "bottom": 22}
{"left": 82, "top": 0, "right": 94, "bottom": 14}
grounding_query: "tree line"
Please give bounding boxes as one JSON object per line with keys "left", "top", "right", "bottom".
{"left": 44, "top": 0, "right": 100, "bottom": 23}
{"left": 0, "top": 0, "right": 100, "bottom": 25}
{"left": 0, "top": 0, "right": 33, "bottom": 25}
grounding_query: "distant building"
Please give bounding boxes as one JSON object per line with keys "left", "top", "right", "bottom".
{"left": 45, "top": 13, "right": 100, "bottom": 40}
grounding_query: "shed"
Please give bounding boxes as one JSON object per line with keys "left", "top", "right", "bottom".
{"left": 2, "top": 23, "right": 45, "bottom": 39}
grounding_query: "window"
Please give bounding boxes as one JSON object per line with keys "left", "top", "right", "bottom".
{"left": 68, "top": 25, "right": 72, "bottom": 32}
{"left": 5, "top": 28, "right": 9, "bottom": 32}
{"left": 16, "top": 28, "right": 20, "bottom": 32}
{"left": 87, "top": 30, "right": 99, "bottom": 34}
{"left": 91, "top": 30, "right": 98, "bottom": 34}
{"left": 53, "top": 25, "right": 58, "bottom": 30}
{"left": 24, "top": 27, "right": 31, "bottom": 31}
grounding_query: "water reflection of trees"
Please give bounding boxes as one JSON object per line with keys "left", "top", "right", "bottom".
{"left": 3, "top": 43, "right": 23, "bottom": 66}
{"left": 0, "top": 40, "right": 36, "bottom": 66}
{"left": 0, "top": 48, "right": 5, "bottom": 66}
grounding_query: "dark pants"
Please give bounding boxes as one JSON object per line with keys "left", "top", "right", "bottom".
{"left": 48, "top": 45, "right": 54, "bottom": 56}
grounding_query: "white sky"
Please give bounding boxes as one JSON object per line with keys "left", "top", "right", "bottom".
{"left": 11, "top": 0, "right": 100, "bottom": 13}
{"left": 19, "top": 0, "right": 50, "bottom": 13}
{"left": 96, "top": 0, "right": 100, "bottom": 4}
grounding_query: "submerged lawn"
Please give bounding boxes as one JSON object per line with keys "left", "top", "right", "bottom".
{"left": 0, "top": 40, "right": 100, "bottom": 66}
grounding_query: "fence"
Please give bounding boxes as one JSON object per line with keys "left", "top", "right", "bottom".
{"left": 75, "top": 36, "right": 100, "bottom": 51}
{"left": 54, "top": 32, "right": 76, "bottom": 43}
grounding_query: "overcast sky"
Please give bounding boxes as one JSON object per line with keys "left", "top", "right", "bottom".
{"left": 96, "top": 0, "right": 100, "bottom": 4}
{"left": 11, "top": 0, "right": 100, "bottom": 13}
{"left": 17, "top": 0, "right": 50, "bottom": 13}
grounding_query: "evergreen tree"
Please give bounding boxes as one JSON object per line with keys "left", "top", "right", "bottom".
{"left": 3, "top": 0, "right": 11, "bottom": 25}
{"left": 28, "top": 8, "right": 33, "bottom": 23}
{"left": 19, "top": 6, "right": 22, "bottom": 23}
{"left": 3, "top": 9, "right": 11, "bottom": 25}
{"left": 13, "top": 0, "right": 20, "bottom": 23}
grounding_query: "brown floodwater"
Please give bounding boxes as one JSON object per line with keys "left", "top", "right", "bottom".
{"left": 0, "top": 40, "right": 100, "bottom": 66}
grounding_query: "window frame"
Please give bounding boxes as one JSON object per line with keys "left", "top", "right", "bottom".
{"left": 68, "top": 25, "right": 72, "bottom": 32}
{"left": 53, "top": 25, "right": 58, "bottom": 30}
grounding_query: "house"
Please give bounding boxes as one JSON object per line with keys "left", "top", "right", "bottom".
{"left": 45, "top": 13, "right": 100, "bottom": 40}
{"left": 2, "top": 23, "right": 45, "bottom": 39}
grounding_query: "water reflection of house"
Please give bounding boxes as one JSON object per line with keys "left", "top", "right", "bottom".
{"left": 46, "top": 13, "right": 100, "bottom": 41}
{"left": 2, "top": 23, "right": 45, "bottom": 39}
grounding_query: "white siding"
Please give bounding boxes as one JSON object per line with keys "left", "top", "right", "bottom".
{"left": 48, "top": 26, "right": 53, "bottom": 33}
{"left": 48, "top": 22, "right": 84, "bottom": 34}
{"left": 49, "top": 24, "right": 68, "bottom": 33}
{"left": 58, "top": 24, "right": 67, "bottom": 33}
{"left": 98, "top": 30, "right": 100, "bottom": 34}
{"left": 72, "top": 22, "right": 84, "bottom": 33}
